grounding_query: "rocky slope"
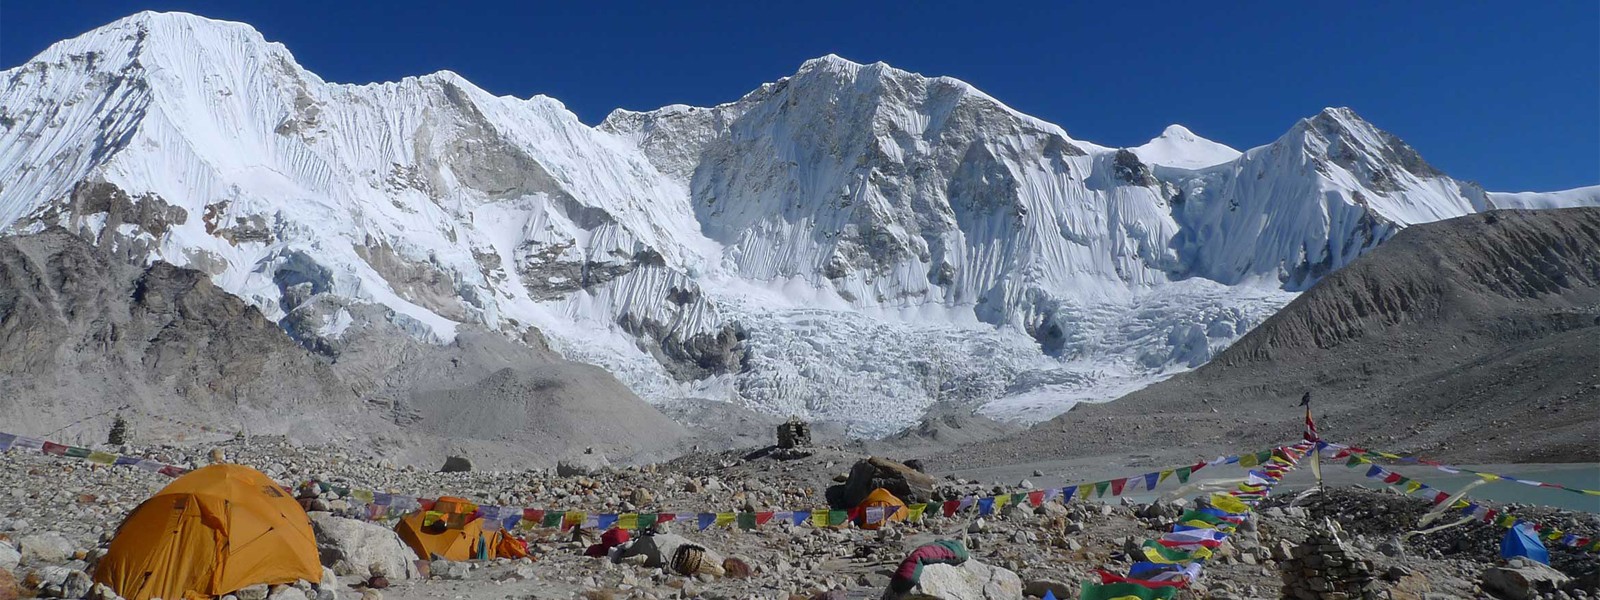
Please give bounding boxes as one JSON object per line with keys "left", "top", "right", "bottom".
{"left": 936, "top": 208, "right": 1600, "bottom": 468}
{"left": 2, "top": 12, "right": 1596, "bottom": 438}
{"left": 0, "top": 228, "right": 690, "bottom": 468}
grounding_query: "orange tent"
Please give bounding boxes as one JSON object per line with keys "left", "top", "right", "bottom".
{"left": 856, "top": 488, "right": 908, "bottom": 530}
{"left": 393, "top": 496, "right": 527, "bottom": 561}
{"left": 94, "top": 464, "right": 321, "bottom": 600}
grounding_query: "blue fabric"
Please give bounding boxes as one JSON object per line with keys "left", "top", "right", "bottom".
{"left": 1502, "top": 524, "right": 1550, "bottom": 565}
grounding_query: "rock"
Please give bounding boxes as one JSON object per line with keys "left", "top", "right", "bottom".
{"left": 62, "top": 570, "right": 91, "bottom": 599}
{"left": 359, "top": 591, "right": 382, "bottom": 600}
{"left": 17, "top": 533, "right": 74, "bottom": 564}
{"left": 0, "top": 570, "right": 18, "bottom": 600}
{"left": 427, "top": 560, "right": 469, "bottom": 580}
{"left": 267, "top": 586, "right": 309, "bottom": 600}
{"left": 87, "top": 583, "right": 117, "bottom": 600}
{"left": 308, "top": 514, "right": 419, "bottom": 581}
{"left": 824, "top": 457, "right": 936, "bottom": 509}
{"left": 558, "top": 453, "right": 611, "bottom": 477}
{"left": 1481, "top": 558, "right": 1572, "bottom": 600}
{"left": 439, "top": 457, "right": 472, "bottom": 473}
{"left": 630, "top": 488, "right": 654, "bottom": 507}
{"left": 0, "top": 542, "right": 18, "bottom": 572}
{"left": 913, "top": 560, "right": 1023, "bottom": 600}
{"left": 314, "top": 567, "right": 338, "bottom": 600}
{"left": 1023, "top": 579, "right": 1073, "bottom": 598}
{"left": 238, "top": 584, "right": 271, "bottom": 600}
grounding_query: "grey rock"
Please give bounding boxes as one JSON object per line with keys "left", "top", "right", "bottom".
{"left": 237, "top": 584, "right": 271, "bottom": 600}
{"left": 1482, "top": 559, "right": 1571, "bottom": 600}
{"left": 914, "top": 560, "right": 1023, "bottom": 600}
{"left": 267, "top": 586, "right": 309, "bottom": 600}
{"left": 308, "top": 513, "right": 419, "bottom": 580}
{"left": 0, "top": 542, "right": 18, "bottom": 572}
{"left": 439, "top": 456, "right": 472, "bottom": 473}
{"left": 18, "top": 533, "right": 74, "bottom": 564}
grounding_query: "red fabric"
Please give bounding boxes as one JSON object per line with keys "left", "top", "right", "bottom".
{"left": 1026, "top": 491, "right": 1044, "bottom": 507}
{"left": 1157, "top": 538, "right": 1222, "bottom": 549}
{"left": 1110, "top": 478, "right": 1126, "bottom": 496}
{"left": 41, "top": 442, "right": 68, "bottom": 455}
{"left": 755, "top": 512, "right": 774, "bottom": 525}
{"left": 1383, "top": 473, "right": 1403, "bottom": 484}
{"left": 657, "top": 513, "right": 676, "bottom": 523}
{"left": 1097, "top": 569, "right": 1188, "bottom": 589}
{"left": 583, "top": 527, "right": 630, "bottom": 557}
{"left": 523, "top": 509, "right": 544, "bottom": 522}
{"left": 942, "top": 500, "right": 960, "bottom": 517}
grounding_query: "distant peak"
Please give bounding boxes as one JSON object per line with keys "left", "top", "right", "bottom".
{"left": 1158, "top": 124, "right": 1197, "bottom": 140}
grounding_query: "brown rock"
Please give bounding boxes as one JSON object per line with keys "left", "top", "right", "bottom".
{"left": 0, "top": 570, "right": 18, "bottom": 600}
{"left": 824, "top": 456, "right": 936, "bottom": 509}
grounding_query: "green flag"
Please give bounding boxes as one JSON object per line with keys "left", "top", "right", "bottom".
{"left": 1175, "top": 467, "right": 1191, "bottom": 483}
{"left": 736, "top": 512, "right": 757, "bottom": 530}
{"left": 1080, "top": 581, "right": 1178, "bottom": 600}
{"left": 637, "top": 513, "right": 658, "bottom": 530}
{"left": 1094, "top": 481, "right": 1111, "bottom": 497}
{"left": 65, "top": 446, "right": 93, "bottom": 459}
{"left": 540, "top": 512, "right": 563, "bottom": 528}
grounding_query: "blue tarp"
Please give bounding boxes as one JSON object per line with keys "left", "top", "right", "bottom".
{"left": 1502, "top": 524, "right": 1550, "bottom": 565}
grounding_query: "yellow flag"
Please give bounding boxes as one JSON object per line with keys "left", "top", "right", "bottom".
{"left": 618, "top": 513, "right": 639, "bottom": 530}
{"left": 1404, "top": 481, "right": 1423, "bottom": 494}
{"left": 993, "top": 495, "right": 1010, "bottom": 510}
{"left": 1210, "top": 493, "right": 1251, "bottom": 515}
{"left": 714, "top": 512, "right": 736, "bottom": 527}
{"left": 1238, "top": 454, "right": 1259, "bottom": 468}
{"left": 811, "top": 511, "right": 830, "bottom": 528}
{"left": 1475, "top": 473, "right": 1501, "bottom": 482}
{"left": 563, "top": 511, "right": 585, "bottom": 528}
{"left": 87, "top": 451, "right": 117, "bottom": 465}
{"left": 351, "top": 489, "right": 375, "bottom": 504}
{"left": 907, "top": 504, "right": 927, "bottom": 522}
{"left": 1158, "top": 470, "right": 1173, "bottom": 484}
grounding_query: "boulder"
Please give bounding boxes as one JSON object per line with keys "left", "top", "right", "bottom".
{"left": 913, "top": 560, "right": 1023, "bottom": 600}
{"left": 309, "top": 513, "right": 419, "bottom": 581}
{"left": 439, "top": 457, "right": 472, "bottom": 473}
{"left": 62, "top": 570, "right": 91, "bottom": 599}
{"left": 17, "top": 533, "right": 74, "bottom": 564}
{"left": 427, "top": 560, "right": 469, "bottom": 580}
{"left": 557, "top": 453, "right": 610, "bottom": 477}
{"left": 1481, "top": 558, "right": 1571, "bottom": 600}
{"left": 0, "top": 541, "right": 18, "bottom": 572}
{"left": 824, "top": 457, "right": 936, "bottom": 509}
{"left": 237, "top": 584, "right": 271, "bottom": 600}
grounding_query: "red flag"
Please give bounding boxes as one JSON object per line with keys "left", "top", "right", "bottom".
{"left": 1303, "top": 406, "right": 1320, "bottom": 442}
{"left": 523, "top": 509, "right": 544, "bottom": 523}
{"left": 942, "top": 500, "right": 960, "bottom": 518}
{"left": 1110, "top": 478, "right": 1127, "bottom": 496}
{"left": 1432, "top": 492, "right": 1450, "bottom": 505}
{"left": 1383, "top": 472, "right": 1402, "bottom": 484}
{"left": 755, "top": 512, "right": 774, "bottom": 525}
{"left": 657, "top": 513, "right": 676, "bottom": 523}
{"left": 1026, "top": 490, "right": 1044, "bottom": 507}
{"left": 42, "top": 442, "right": 68, "bottom": 456}
{"left": 1097, "top": 569, "right": 1189, "bottom": 589}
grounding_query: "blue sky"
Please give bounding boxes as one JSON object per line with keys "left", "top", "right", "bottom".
{"left": 3, "top": 1, "right": 1595, "bottom": 191}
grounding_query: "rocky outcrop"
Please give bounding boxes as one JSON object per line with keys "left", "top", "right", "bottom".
{"left": 825, "top": 456, "right": 936, "bottom": 509}
{"left": 1278, "top": 533, "right": 1379, "bottom": 600}
{"left": 1480, "top": 558, "right": 1572, "bottom": 600}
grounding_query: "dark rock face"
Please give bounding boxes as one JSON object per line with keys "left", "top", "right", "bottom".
{"left": 825, "top": 456, "right": 936, "bottom": 509}
{"left": 619, "top": 314, "right": 749, "bottom": 382}
{"left": 439, "top": 456, "right": 473, "bottom": 473}
{"left": 1111, "top": 149, "right": 1157, "bottom": 186}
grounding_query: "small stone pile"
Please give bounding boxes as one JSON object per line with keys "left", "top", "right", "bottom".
{"left": 1278, "top": 533, "right": 1379, "bottom": 600}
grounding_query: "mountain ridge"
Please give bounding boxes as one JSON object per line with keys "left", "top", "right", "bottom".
{"left": 3, "top": 11, "right": 1596, "bottom": 437}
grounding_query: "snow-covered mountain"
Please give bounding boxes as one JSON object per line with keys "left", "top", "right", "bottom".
{"left": 3, "top": 12, "right": 1595, "bottom": 436}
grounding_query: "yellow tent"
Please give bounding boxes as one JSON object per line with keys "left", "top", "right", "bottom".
{"left": 856, "top": 488, "right": 908, "bottom": 530}
{"left": 393, "top": 496, "right": 526, "bottom": 561}
{"left": 94, "top": 464, "right": 321, "bottom": 600}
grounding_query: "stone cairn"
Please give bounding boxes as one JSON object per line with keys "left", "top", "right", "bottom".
{"left": 1279, "top": 532, "right": 1380, "bottom": 600}
{"left": 776, "top": 417, "right": 812, "bottom": 449}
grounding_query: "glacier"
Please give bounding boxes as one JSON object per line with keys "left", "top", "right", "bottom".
{"left": 2, "top": 12, "right": 1596, "bottom": 437}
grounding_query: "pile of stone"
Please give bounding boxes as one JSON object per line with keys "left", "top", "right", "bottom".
{"left": 1278, "top": 533, "right": 1380, "bottom": 600}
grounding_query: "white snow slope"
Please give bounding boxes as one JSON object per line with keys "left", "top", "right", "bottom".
{"left": 3, "top": 13, "right": 1595, "bottom": 436}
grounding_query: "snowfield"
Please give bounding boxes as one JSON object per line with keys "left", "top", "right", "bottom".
{"left": 2, "top": 12, "right": 1595, "bottom": 436}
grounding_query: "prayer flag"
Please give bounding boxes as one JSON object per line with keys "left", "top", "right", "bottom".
{"left": 618, "top": 513, "right": 638, "bottom": 530}
{"left": 1144, "top": 472, "right": 1160, "bottom": 490}
{"left": 942, "top": 500, "right": 960, "bottom": 518}
{"left": 1095, "top": 481, "right": 1111, "bottom": 497}
{"left": 42, "top": 442, "right": 68, "bottom": 456}
{"left": 698, "top": 513, "right": 716, "bottom": 530}
{"left": 86, "top": 451, "right": 117, "bottom": 465}
{"left": 715, "top": 512, "right": 736, "bottom": 528}
{"left": 0, "top": 433, "right": 13, "bottom": 451}
{"left": 977, "top": 497, "right": 995, "bottom": 515}
{"left": 562, "top": 511, "right": 585, "bottom": 530}
{"left": 1079, "top": 581, "right": 1179, "bottom": 600}
{"left": 1026, "top": 491, "right": 1044, "bottom": 507}
{"left": 1175, "top": 468, "right": 1191, "bottom": 484}
{"left": 789, "top": 511, "right": 809, "bottom": 526}
{"left": 906, "top": 504, "right": 927, "bottom": 521}
{"left": 1062, "top": 485, "right": 1078, "bottom": 502}
{"left": 1111, "top": 478, "right": 1127, "bottom": 496}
